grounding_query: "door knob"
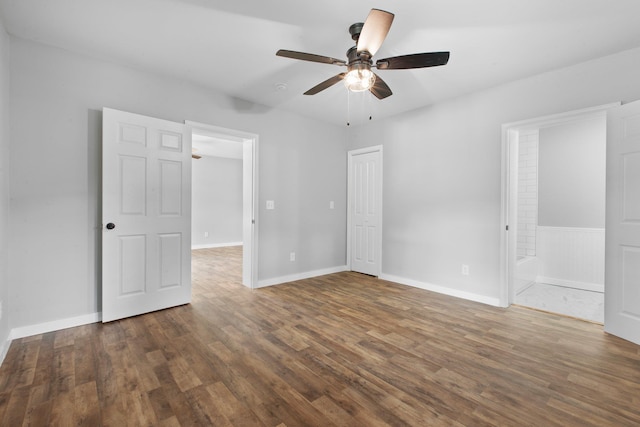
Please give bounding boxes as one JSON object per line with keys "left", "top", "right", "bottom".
{"left": 106, "top": 223, "right": 115, "bottom": 230}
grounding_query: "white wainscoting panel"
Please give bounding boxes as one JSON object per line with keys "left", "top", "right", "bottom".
{"left": 536, "top": 226, "right": 605, "bottom": 292}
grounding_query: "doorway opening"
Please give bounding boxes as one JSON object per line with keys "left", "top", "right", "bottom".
{"left": 187, "top": 121, "right": 258, "bottom": 288}
{"left": 500, "top": 103, "right": 618, "bottom": 322}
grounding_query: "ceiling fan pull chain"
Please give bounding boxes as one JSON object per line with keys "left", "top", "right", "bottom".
{"left": 347, "top": 90, "right": 351, "bottom": 126}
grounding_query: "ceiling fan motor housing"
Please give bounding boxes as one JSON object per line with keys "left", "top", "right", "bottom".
{"left": 346, "top": 46, "right": 372, "bottom": 70}
{"left": 349, "top": 22, "right": 364, "bottom": 41}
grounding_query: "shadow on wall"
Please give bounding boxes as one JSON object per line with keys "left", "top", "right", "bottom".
{"left": 88, "top": 109, "right": 103, "bottom": 312}
{"left": 229, "top": 97, "right": 272, "bottom": 115}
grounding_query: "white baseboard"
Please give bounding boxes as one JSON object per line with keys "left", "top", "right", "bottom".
{"left": 257, "top": 265, "right": 348, "bottom": 288}
{"left": 379, "top": 273, "right": 502, "bottom": 307}
{"left": 9, "top": 312, "right": 102, "bottom": 341}
{"left": 536, "top": 276, "right": 604, "bottom": 293}
{"left": 192, "top": 242, "right": 243, "bottom": 250}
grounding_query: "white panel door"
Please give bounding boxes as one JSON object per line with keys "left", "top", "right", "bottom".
{"left": 605, "top": 100, "right": 640, "bottom": 345}
{"left": 349, "top": 148, "right": 382, "bottom": 276}
{"left": 102, "top": 108, "right": 191, "bottom": 322}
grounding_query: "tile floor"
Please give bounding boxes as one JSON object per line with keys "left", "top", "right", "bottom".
{"left": 515, "top": 282, "right": 604, "bottom": 324}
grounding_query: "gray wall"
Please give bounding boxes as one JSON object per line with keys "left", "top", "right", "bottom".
{"left": 348, "top": 47, "right": 640, "bottom": 300}
{"left": 0, "top": 18, "right": 10, "bottom": 354}
{"left": 5, "top": 30, "right": 640, "bottom": 334}
{"left": 538, "top": 117, "right": 606, "bottom": 228}
{"left": 191, "top": 156, "right": 243, "bottom": 246}
{"left": 8, "top": 37, "right": 347, "bottom": 330}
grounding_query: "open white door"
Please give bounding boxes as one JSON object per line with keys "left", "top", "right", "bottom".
{"left": 102, "top": 108, "right": 191, "bottom": 322}
{"left": 605, "top": 100, "right": 640, "bottom": 345}
{"left": 348, "top": 146, "right": 382, "bottom": 276}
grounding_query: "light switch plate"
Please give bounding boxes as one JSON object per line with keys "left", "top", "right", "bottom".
{"left": 266, "top": 200, "right": 275, "bottom": 210}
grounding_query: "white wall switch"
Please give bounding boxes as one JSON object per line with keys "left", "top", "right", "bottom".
{"left": 204, "top": 231, "right": 209, "bottom": 238}
{"left": 266, "top": 200, "right": 275, "bottom": 210}
{"left": 462, "top": 264, "right": 469, "bottom": 275}
{"left": 330, "top": 201, "right": 335, "bottom": 209}
{"left": 290, "top": 252, "right": 296, "bottom": 261}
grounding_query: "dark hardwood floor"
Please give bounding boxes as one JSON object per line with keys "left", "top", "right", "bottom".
{"left": 1, "top": 246, "right": 639, "bottom": 426}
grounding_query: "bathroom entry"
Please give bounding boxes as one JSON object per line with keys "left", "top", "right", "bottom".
{"left": 502, "top": 104, "right": 614, "bottom": 323}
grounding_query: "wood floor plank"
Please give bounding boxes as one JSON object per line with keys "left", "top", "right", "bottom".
{"left": 206, "top": 381, "right": 266, "bottom": 427}
{"left": 185, "top": 384, "right": 233, "bottom": 427}
{"left": 1, "top": 385, "right": 31, "bottom": 426}
{"left": 310, "top": 394, "right": 356, "bottom": 427}
{"left": 47, "top": 390, "right": 75, "bottom": 427}
{"left": 73, "top": 337, "right": 97, "bottom": 387}
{"left": 146, "top": 386, "right": 174, "bottom": 422}
{"left": 22, "top": 383, "right": 53, "bottom": 426}
{"left": 0, "top": 245, "right": 639, "bottom": 426}
{"left": 73, "top": 381, "right": 101, "bottom": 426}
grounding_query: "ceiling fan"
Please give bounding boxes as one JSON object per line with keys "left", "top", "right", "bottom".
{"left": 276, "top": 8, "right": 450, "bottom": 99}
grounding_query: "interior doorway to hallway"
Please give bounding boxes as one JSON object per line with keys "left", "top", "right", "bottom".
{"left": 187, "top": 121, "right": 258, "bottom": 288}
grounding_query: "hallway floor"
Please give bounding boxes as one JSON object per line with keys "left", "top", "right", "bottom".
{"left": 515, "top": 282, "right": 604, "bottom": 324}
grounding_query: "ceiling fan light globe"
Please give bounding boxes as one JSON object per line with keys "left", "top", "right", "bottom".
{"left": 344, "top": 68, "right": 375, "bottom": 92}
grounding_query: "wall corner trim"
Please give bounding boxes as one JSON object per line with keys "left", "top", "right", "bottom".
{"left": 379, "top": 273, "right": 502, "bottom": 307}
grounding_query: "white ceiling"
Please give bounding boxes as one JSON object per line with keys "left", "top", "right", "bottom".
{"left": 2, "top": 0, "right": 640, "bottom": 126}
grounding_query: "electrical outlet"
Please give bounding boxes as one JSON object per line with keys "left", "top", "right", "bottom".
{"left": 462, "top": 264, "right": 469, "bottom": 276}
{"left": 204, "top": 231, "right": 209, "bottom": 238}
{"left": 266, "top": 200, "right": 275, "bottom": 210}
{"left": 290, "top": 252, "right": 296, "bottom": 262}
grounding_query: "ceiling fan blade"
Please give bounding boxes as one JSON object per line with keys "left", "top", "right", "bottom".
{"left": 304, "top": 73, "right": 346, "bottom": 95}
{"left": 356, "top": 9, "right": 394, "bottom": 57}
{"left": 276, "top": 49, "right": 346, "bottom": 66}
{"left": 369, "top": 73, "right": 392, "bottom": 99}
{"left": 376, "top": 52, "right": 450, "bottom": 70}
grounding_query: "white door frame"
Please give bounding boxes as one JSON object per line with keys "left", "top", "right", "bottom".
{"left": 347, "top": 145, "right": 383, "bottom": 275}
{"left": 185, "top": 121, "right": 258, "bottom": 289}
{"left": 499, "top": 103, "right": 619, "bottom": 307}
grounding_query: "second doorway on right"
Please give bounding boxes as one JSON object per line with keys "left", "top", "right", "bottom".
{"left": 512, "top": 115, "right": 606, "bottom": 323}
